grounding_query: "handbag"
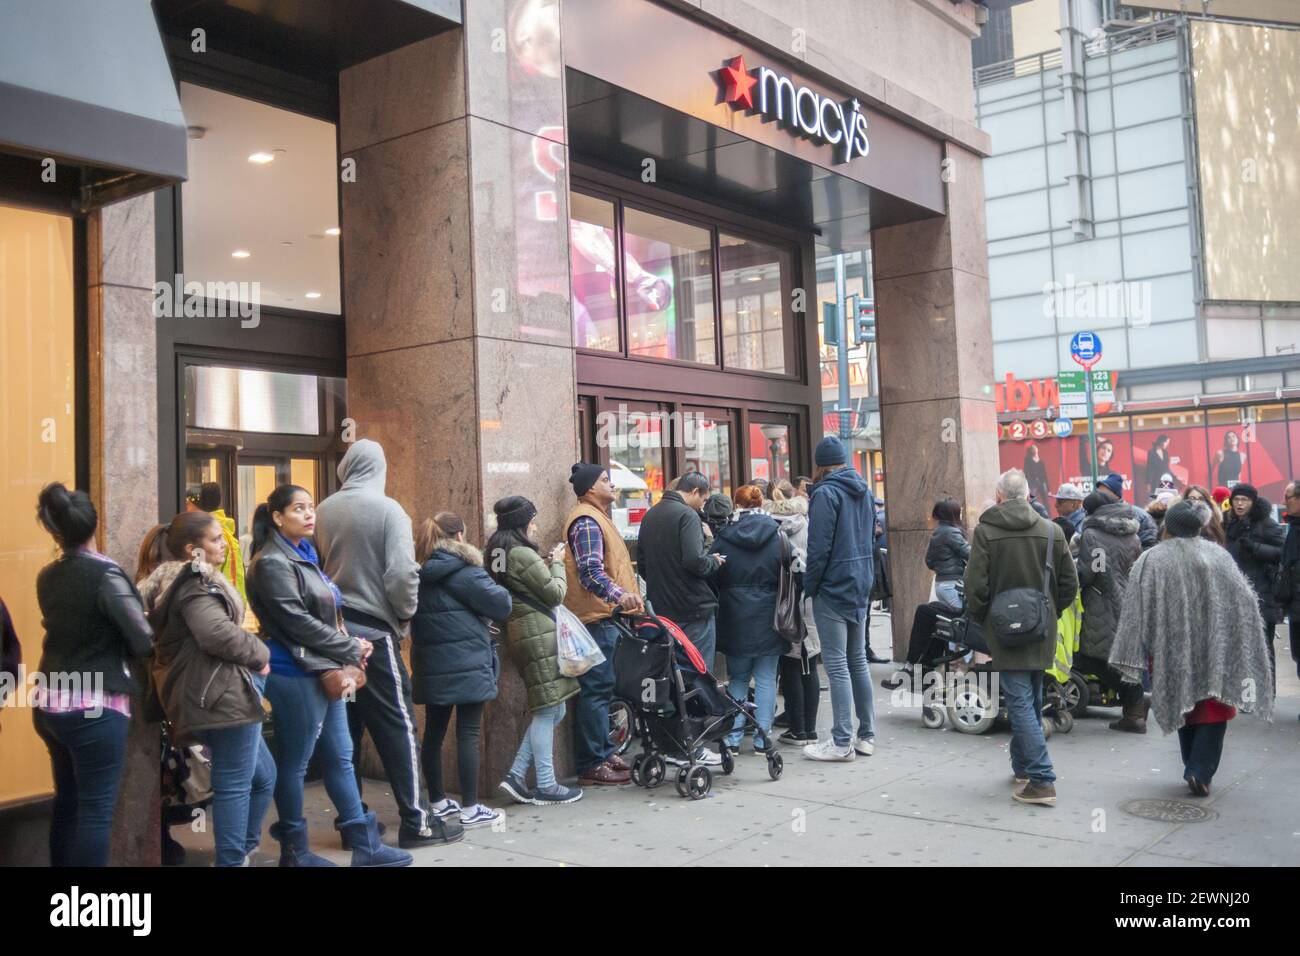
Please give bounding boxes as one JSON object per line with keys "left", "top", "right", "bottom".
{"left": 1272, "top": 559, "right": 1293, "bottom": 606}
{"left": 773, "top": 534, "right": 806, "bottom": 643}
{"left": 988, "top": 521, "right": 1056, "bottom": 649}
{"left": 319, "top": 664, "right": 367, "bottom": 701}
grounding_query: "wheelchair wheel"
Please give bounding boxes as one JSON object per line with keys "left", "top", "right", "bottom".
{"left": 608, "top": 699, "right": 633, "bottom": 756}
{"left": 947, "top": 673, "right": 998, "bottom": 734}
{"left": 1041, "top": 716, "right": 1054, "bottom": 740}
{"left": 1067, "top": 672, "right": 1089, "bottom": 717}
{"left": 921, "top": 705, "right": 945, "bottom": 729}
{"left": 1053, "top": 710, "right": 1074, "bottom": 734}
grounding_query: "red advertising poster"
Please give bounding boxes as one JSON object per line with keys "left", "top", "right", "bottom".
{"left": 999, "top": 437, "right": 1063, "bottom": 504}
{"left": 1061, "top": 427, "right": 1133, "bottom": 499}
{"left": 1208, "top": 422, "right": 1248, "bottom": 489}
{"left": 1248, "top": 421, "right": 1290, "bottom": 504}
{"left": 1129, "top": 418, "right": 1209, "bottom": 500}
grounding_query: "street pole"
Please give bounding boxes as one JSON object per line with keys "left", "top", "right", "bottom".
{"left": 835, "top": 254, "right": 850, "bottom": 442}
{"left": 1085, "top": 369, "right": 1098, "bottom": 490}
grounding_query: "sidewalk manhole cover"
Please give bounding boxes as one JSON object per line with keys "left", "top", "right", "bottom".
{"left": 1120, "top": 799, "right": 1216, "bottom": 823}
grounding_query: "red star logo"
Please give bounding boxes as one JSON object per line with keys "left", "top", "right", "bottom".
{"left": 720, "top": 55, "right": 757, "bottom": 110}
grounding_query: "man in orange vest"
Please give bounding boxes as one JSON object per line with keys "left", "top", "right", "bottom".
{"left": 563, "top": 463, "right": 641, "bottom": 787}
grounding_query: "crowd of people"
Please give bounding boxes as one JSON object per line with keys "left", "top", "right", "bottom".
{"left": 12, "top": 434, "right": 1294, "bottom": 867}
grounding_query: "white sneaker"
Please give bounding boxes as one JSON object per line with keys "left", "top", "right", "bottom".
{"left": 430, "top": 798, "right": 461, "bottom": 819}
{"left": 460, "top": 804, "right": 504, "bottom": 829}
{"left": 852, "top": 736, "right": 875, "bottom": 756}
{"left": 694, "top": 747, "right": 723, "bottom": 766}
{"left": 802, "top": 739, "right": 855, "bottom": 762}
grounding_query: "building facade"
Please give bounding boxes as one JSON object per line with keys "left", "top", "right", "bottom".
{"left": 0, "top": 0, "right": 997, "bottom": 863}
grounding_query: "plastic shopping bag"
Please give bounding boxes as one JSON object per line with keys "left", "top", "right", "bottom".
{"left": 556, "top": 604, "right": 606, "bottom": 677}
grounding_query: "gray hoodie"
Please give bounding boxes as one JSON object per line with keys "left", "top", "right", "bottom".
{"left": 315, "top": 440, "right": 419, "bottom": 638}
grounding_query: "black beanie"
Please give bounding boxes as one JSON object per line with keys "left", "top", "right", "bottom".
{"left": 494, "top": 498, "right": 537, "bottom": 531}
{"left": 1164, "top": 500, "right": 1204, "bottom": 538}
{"left": 569, "top": 462, "right": 605, "bottom": 498}
{"left": 1229, "top": 482, "right": 1258, "bottom": 503}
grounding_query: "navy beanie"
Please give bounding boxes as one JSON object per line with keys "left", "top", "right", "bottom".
{"left": 569, "top": 462, "right": 605, "bottom": 498}
{"left": 1100, "top": 473, "right": 1125, "bottom": 498}
{"left": 815, "top": 435, "right": 847, "bottom": 467}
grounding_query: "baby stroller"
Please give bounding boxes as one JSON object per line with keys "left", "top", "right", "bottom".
{"left": 611, "top": 610, "right": 783, "bottom": 800}
{"left": 882, "top": 588, "right": 1074, "bottom": 736}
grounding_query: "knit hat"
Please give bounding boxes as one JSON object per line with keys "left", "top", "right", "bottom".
{"left": 702, "top": 492, "right": 733, "bottom": 531}
{"left": 1211, "top": 486, "right": 1231, "bottom": 505}
{"left": 569, "top": 462, "right": 605, "bottom": 498}
{"left": 494, "top": 497, "right": 537, "bottom": 530}
{"left": 1100, "top": 473, "right": 1125, "bottom": 498}
{"left": 1164, "top": 500, "right": 1204, "bottom": 538}
{"left": 815, "top": 435, "right": 847, "bottom": 467}
{"left": 1229, "top": 482, "right": 1258, "bottom": 503}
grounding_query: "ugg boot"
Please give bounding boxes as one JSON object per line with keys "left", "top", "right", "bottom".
{"left": 1108, "top": 695, "right": 1148, "bottom": 734}
{"left": 270, "top": 821, "right": 336, "bottom": 867}
{"left": 341, "top": 811, "right": 413, "bottom": 868}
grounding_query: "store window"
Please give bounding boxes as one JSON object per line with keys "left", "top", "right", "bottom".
{"left": 569, "top": 193, "right": 620, "bottom": 351}
{"left": 0, "top": 203, "right": 74, "bottom": 804}
{"left": 721, "top": 234, "right": 789, "bottom": 373}
{"left": 622, "top": 207, "right": 715, "bottom": 364}
{"left": 683, "top": 412, "right": 735, "bottom": 498}
{"left": 748, "top": 422, "right": 792, "bottom": 485}
{"left": 179, "top": 83, "right": 341, "bottom": 314}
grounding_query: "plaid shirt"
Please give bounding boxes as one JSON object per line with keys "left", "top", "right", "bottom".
{"left": 567, "top": 516, "right": 629, "bottom": 605}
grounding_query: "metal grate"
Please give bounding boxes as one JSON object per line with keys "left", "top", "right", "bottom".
{"left": 1120, "top": 798, "right": 1217, "bottom": 823}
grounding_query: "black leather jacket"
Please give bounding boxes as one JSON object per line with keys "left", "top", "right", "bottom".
{"left": 247, "top": 532, "right": 362, "bottom": 673}
{"left": 925, "top": 522, "right": 971, "bottom": 581}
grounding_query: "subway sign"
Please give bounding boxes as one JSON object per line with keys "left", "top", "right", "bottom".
{"left": 719, "top": 55, "right": 870, "bottom": 165}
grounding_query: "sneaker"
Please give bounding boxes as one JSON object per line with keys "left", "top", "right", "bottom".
{"left": 777, "top": 730, "right": 805, "bottom": 746}
{"left": 666, "top": 747, "right": 722, "bottom": 767}
{"left": 802, "top": 739, "right": 855, "bottom": 762}
{"left": 852, "top": 736, "right": 875, "bottom": 756}
{"left": 1012, "top": 775, "right": 1029, "bottom": 786}
{"left": 398, "top": 816, "right": 465, "bottom": 848}
{"left": 663, "top": 753, "right": 688, "bottom": 768}
{"left": 533, "top": 784, "right": 584, "bottom": 805}
{"left": 1012, "top": 781, "right": 1057, "bottom": 805}
{"left": 460, "top": 804, "right": 504, "bottom": 829}
{"left": 430, "top": 798, "right": 461, "bottom": 819}
{"left": 498, "top": 772, "right": 535, "bottom": 805}
{"left": 577, "top": 763, "right": 631, "bottom": 786}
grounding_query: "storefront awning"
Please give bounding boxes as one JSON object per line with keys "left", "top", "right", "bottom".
{"left": 0, "top": 0, "right": 188, "bottom": 209}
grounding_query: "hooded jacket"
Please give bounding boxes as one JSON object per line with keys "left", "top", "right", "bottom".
{"left": 710, "top": 511, "right": 789, "bottom": 659}
{"left": 925, "top": 522, "right": 970, "bottom": 581}
{"left": 1074, "top": 502, "right": 1141, "bottom": 659}
{"left": 767, "top": 496, "right": 820, "bottom": 660}
{"left": 410, "top": 539, "right": 511, "bottom": 706}
{"left": 963, "top": 498, "right": 1079, "bottom": 671}
{"left": 315, "top": 440, "right": 420, "bottom": 638}
{"left": 805, "top": 467, "right": 876, "bottom": 620}
{"left": 141, "top": 561, "right": 268, "bottom": 742}
{"left": 209, "top": 509, "right": 247, "bottom": 603}
{"left": 1224, "top": 496, "right": 1286, "bottom": 624}
{"left": 636, "top": 491, "right": 719, "bottom": 622}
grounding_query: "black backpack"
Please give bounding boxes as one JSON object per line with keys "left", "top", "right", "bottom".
{"left": 988, "top": 521, "right": 1056, "bottom": 649}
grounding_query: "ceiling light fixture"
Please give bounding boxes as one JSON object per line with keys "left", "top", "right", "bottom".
{"left": 231, "top": 249, "right": 251, "bottom": 258}
{"left": 248, "top": 151, "right": 275, "bottom": 164}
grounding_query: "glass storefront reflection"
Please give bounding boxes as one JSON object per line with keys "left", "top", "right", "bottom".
{"left": 721, "top": 233, "right": 789, "bottom": 373}
{"left": 622, "top": 207, "right": 715, "bottom": 363}
{"left": 749, "top": 422, "right": 791, "bottom": 485}
{"left": 684, "top": 416, "right": 733, "bottom": 497}
{"left": 569, "top": 193, "right": 620, "bottom": 351}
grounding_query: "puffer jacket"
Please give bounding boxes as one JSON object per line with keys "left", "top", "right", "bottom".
{"left": 1074, "top": 502, "right": 1141, "bottom": 659}
{"left": 767, "top": 496, "right": 820, "bottom": 659}
{"left": 411, "top": 539, "right": 511, "bottom": 706}
{"left": 141, "top": 561, "right": 268, "bottom": 743}
{"left": 246, "top": 532, "right": 361, "bottom": 673}
{"left": 805, "top": 467, "right": 876, "bottom": 619}
{"left": 1225, "top": 497, "right": 1286, "bottom": 623}
{"left": 500, "top": 546, "right": 579, "bottom": 712}
{"left": 710, "top": 511, "right": 789, "bottom": 659}
{"left": 925, "top": 522, "right": 970, "bottom": 580}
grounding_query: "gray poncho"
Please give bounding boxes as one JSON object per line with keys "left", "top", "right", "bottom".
{"left": 1110, "top": 537, "right": 1275, "bottom": 733}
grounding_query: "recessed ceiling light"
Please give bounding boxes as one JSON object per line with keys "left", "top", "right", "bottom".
{"left": 248, "top": 152, "right": 275, "bottom": 164}
{"left": 324, "top": 227, "right": 340, "bottom": 236}
{"left": 231, "top": 249, "right": 251, "bottom": 258}
{"left": 305, "top": 291, "right": 322, "bottom": 299}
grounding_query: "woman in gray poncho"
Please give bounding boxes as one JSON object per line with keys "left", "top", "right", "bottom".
{"left": 1110, "top": 500, "right": 1275, "bottom": 796}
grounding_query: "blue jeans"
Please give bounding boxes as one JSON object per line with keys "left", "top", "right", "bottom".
{"left": 574, "top": 618, "right": 620, "bottom": 773}
{"left": 724, "top": 654, "right": 779, "bottom": 748}
{"left": 34, "top": 708, "right": 129, "bottom": 867}
{"left": 1178, "top": 721, "right": 1227, "bottom": 785}
{"left": 935, "top": 580, "right": 963, "bottom": 611}
{"left": 1001, "top": 670, "right": 1055, "bottom": 785}
{"left": 510, "top": 701, "right": 566, "bottom": 789}
{"left": 193, "top": 722, "right": 277, "bottom": 866}
{"left": 678, "top": 615, "right": 717, "bottom": 672}
{"left": 265, "top": 673, "right": 365, "bottom": 829}
{"left": 813, "top": 598, "right": 876, "bottom": 747}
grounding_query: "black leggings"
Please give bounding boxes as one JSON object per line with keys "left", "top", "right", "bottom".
{"left": 422, "top": 702, "right": 484, "bottom": 807}
{"left": 779, "top": 655, "right": 822, "bottom": 736}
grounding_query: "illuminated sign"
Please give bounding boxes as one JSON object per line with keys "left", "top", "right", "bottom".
{"left": 719, "top": 55, "right": 869, "bottom": 164}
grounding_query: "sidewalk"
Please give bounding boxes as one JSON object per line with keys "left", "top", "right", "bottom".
{"left": 177, "top": 619, "right": 1300, "bottom": 867}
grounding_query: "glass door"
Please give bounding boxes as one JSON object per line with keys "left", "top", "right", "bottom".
{"left": 236, "top": 456, "right": 321, "bottom": 548}
{"left": 747, "top": 413, "right": 797, "bottom": 487}
{"left": 679, "top": 406, "right": 737, "bottom": 498}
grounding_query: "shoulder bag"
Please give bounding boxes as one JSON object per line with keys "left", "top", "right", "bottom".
{"left": 988, "top": 521, "right": 1056, "bottom": 649}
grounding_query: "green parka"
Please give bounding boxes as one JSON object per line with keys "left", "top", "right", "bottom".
{"left": 500, "top": 546, "right": 580, "bottom": 712}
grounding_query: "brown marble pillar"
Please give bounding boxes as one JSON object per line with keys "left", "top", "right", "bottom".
{"left": 87, "top": 192, "right": 161, "bottom": 866}
{"left": 340, "top": 5, "right": 578, "bottom": 796}
{"left": 871, "top": 146, "right": 999, "bottom": 660}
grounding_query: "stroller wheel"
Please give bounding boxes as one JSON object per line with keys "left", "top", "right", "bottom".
{"left": 644, "top": 755, "right": 667, "bottom": 789}
{"left": 720, "top": 748, "right": 735, "bottom": 775}
{"left": 1052, "top": 710, "right": 1074, "bottom": 734}
{"left": 686, "top": 765, "right": 712, "bottom": 800}
{"left": 767, "top": 752, "right": 783, "bottom": 781}
{"left": 630, "top": 754, "right": 646, "bottom": 787}
{"left": 921, "top": 705, "right": 945, "bottom": 730}
{"left": 675, "top": 767, "right": 690, "bottom": 798}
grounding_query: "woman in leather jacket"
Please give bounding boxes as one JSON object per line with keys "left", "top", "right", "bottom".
{"left": 247, "top": 484, "right": 411, "bottom": 868}
{"left": 33, "top": 482, "right": 154, "bottom": 867}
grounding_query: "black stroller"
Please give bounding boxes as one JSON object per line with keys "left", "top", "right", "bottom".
{"left": 611, "top": 610, "right": 783, "bottom": 800}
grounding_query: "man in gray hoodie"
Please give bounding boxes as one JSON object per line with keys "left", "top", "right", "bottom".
{"left": 316, "top": 439, "right": 461, "bottom": 848}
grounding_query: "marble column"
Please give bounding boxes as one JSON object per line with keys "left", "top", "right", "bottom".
{"left": 870, "top": 145, "right": 999, "bottom": 660}
{"left": 340, "top": 3, "right": 578, "bottom": 796}
{"left": 87, "top": 192, "right": 161, "bottom": 866}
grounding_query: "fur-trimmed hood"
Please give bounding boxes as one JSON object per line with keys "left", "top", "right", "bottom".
{"left": 765, "top": 495, "right": 808, "bottom": 518}
{"left": 419, "top": 538, "right": 485, "bottom": 585}
{"left": 140, "top": 559, "right": 246, "bottom": 624}
{"left": 1082, "top": 501, "right": 1141, "bottom": 538}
